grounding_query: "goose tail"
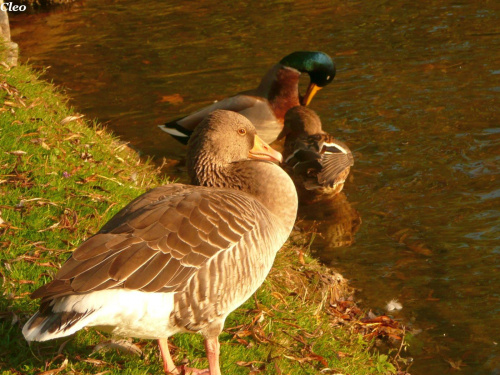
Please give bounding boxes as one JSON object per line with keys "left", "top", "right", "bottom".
{"left": 23, "top": 302, "right": 95, "bottom": 342}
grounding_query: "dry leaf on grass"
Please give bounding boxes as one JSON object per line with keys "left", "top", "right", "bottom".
{"left": 92, "top": 339, "right": 143, "bottom": 356}
{"left": 7, "top": 150, "right": 27, "bottom": 155}
{"left": 37, "top": 358, "right": 68, "bottom": 375}
{"left": 60, "top": 115, "right": 84, "bottom": 126}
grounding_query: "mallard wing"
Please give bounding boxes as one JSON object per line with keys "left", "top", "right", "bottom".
{"left": 159, "top": 95, "right": 280, "bottom": 144}
{"left": 317, "top": 136, "right": 354, "bottom": 187}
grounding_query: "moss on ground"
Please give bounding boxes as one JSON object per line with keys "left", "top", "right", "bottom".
{"left": 0, "top": 61, "right": 406, "bottom": 374}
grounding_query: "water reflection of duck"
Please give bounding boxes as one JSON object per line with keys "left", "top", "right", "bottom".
{"left": 282, "top": 106, "right": 354, "bottom": 203}
{"left": 300, "top": 192, "right": 362, "bottom": 251}
{"left": 23, "top": 111, "right": 298, "bottom": 375}
{"left": 160, "top": 51, "right": 336, "bottom": 144}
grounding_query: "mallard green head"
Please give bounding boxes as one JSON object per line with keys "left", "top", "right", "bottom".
{"left": 280, "top": 51, "right": 336, "bottom": 105}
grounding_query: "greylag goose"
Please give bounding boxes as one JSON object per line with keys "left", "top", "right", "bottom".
{"left": 23, "top": 110, "right": 298, "bottom": 375}
{"left": 282, "top": 106, "right": 353, "bottom": 202}
{"left": 159, "top": 51, "right": 335, "bottom": 144}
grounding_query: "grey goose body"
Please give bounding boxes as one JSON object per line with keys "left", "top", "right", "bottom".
{"left": 23, "top": 110, "right": 298, "bottom": 375}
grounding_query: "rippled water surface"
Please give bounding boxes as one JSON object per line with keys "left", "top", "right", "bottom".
{"left": 10, "top": 0, "right": 499, "bottom": 373}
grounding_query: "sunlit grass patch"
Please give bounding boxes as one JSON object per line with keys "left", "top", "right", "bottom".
{"left": 0, "top": 61, "right": 405, "bottom": 374}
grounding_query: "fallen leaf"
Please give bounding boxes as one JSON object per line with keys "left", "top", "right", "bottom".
{"left": 37, "top": 358, "right": 68, "bottom": 375}
{"left": 8, "top": 150, "right": 27, "bottom": 155}
{"left": 377, "top": 109, "right": 399, "bottom": 119}
{"left": 82, "top": 358, "right": 109, "bottom": 366}
{"left": 36, "top": 262, "right": 58, "bottom": 268}
{"left": 3, "top": 100, "right": 19, "bottom": 107}
{"left": 17, "top": 280, "right": 35, "bottom": 284}
{"left": 445, "top": 358, "right": 467, "bottom": 370}
{"left": 425, "top": 106, "right": 445, "bottom": 113}
{"left": 92, "top": 339, "right": 143, "bottom": 356}
{"left": 336, "top": 50, "right": 358, "bottom": 56}
{"left": 236, "top": 360, "right": 265, "bottom": 367}
{"left": 60, "top": 115, "right": 84, "bottom": 126}
{"left": 271, "top": 292, "right": 288, "bottom": 306}
{"left": 336, "top": 351, "right": 351, "bottom": 358}
{"left": 158, "top": 94, "right": 184, "bottom": 104}
{"left": 426, "top": 290, "right": 440, "bottom": 301}
{"left": 405, "top": 241, "right": 433, "bottom": 256}
{"left": 298, "top": 250, "right": 305, "bottom": 265}
{"left": 38, "top": 222, "right": 60, "bottom": 233}
{"left": 11, "top": 312, "right": 19, "bottom": 325}
{"left": 64, "top": 133, "right": 83, "bottom": 141}
{"left": 283, "top": 354, "right": 328, "bottom": 366}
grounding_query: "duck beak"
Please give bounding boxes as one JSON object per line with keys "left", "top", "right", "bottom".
{"left": 301, "top": 83, "right": 322, "bottom": 106}
{"left": 249, "top": 135, "right": 283, "bottom": 163}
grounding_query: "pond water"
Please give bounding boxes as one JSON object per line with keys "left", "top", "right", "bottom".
{"left": 10, "top": 0, "right": 499, "bottom": 374}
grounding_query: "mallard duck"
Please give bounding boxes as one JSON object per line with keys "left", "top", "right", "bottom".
{"left": 282, "top": 106, "right": 353, "bottom": 201}
{"left": 159, "top": 51, "right": 335, "bottom": 144}
{"left": 23, "top": 110, "right": 298, "bottom": 375}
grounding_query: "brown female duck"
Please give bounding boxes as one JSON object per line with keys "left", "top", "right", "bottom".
{"left": 23, "top": 110, "right": 298, "bottom": 375}
{"left": 160, "top": 51, "right": 335, "bottom": 144}
{"left": 283, "top": 106, "right": 354, "bottom": 201}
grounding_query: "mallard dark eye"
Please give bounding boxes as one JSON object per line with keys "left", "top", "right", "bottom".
{"left": 238, "top": 128, "right": 246, "bottom": 135}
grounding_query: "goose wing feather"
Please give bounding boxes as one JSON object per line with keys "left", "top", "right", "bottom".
{"left": 31, "top": 184, "right": 260, "bottom": 303}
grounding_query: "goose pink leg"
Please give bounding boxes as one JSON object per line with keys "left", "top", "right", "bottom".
{"left": 158, "top": 337, "right": 221, "bottom": 375}
{"left": 158, "top": 338, "right": 177, "bottom": 374}
{"left": 204, "top": 337, "right": 221, "bottom": 375}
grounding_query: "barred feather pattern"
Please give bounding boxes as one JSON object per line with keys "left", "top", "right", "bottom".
{"left": 283, "top": 106, "right": 354, "bottom": 195}
{"left": 285, "top": 134, "right": 353, "bottom": 191}
{"left": 23, "top": 110, "right": 298, "bottom": 345}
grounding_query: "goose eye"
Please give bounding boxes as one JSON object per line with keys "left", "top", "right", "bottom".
{"left": 237, "top": 128, "right": 246, "bottom": 135}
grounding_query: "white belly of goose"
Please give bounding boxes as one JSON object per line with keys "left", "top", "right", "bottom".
{"left": 23, "top": 290, "right": 177, "bottom": 341}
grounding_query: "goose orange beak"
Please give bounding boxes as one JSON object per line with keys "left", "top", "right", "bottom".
{"left": 249, "top": 135, "right": 283, "bottom": 163}
{"left": 301, "top": 83, "right": 322, "bottom": 106}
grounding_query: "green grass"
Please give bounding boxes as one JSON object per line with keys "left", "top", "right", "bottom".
{"left": 0, "top": 59, "right": 402, "bottom": 374}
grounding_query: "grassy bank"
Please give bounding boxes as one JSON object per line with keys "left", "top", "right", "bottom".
{"left": 0, "top": 61, "right": 405, "bottom": 374}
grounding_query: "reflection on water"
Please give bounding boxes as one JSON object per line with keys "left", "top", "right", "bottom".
{"left": 298, "top": 192, "right": 362, "bottom": 250}
{"left": 10, "top": 0, "right": 500, "bottom": 373}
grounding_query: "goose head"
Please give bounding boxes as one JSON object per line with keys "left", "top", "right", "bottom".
{"left": 187, "top": 110, "right": 283, "bottom": 186}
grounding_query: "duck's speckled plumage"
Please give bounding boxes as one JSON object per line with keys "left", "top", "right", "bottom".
{"left": 23, "top": 110, "right": 298, "bottom": 375}
{"left": 283, "top": 106, "right": 354, "bottom": 199}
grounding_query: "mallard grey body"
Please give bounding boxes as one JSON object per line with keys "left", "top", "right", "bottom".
{"left": 160, "top": 51, "right": 335, "bottom": 145}
{"left": 23, "top": 110, "right": 298, "bottom": 375}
